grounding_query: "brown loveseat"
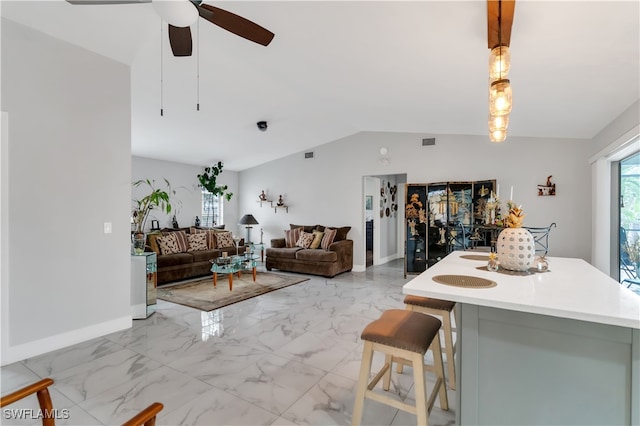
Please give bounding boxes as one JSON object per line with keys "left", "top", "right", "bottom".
{"left": 145, "top": 227, "right": 246, "bottom": 285}
{"left": 266, "top": 224, "right": 353, "bottom": 278}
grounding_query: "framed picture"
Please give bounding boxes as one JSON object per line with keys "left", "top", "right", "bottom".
{"left": 365, "top": 195, "right": 373, "bottom": 210}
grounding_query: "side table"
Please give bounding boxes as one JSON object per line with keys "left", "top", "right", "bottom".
{"left": 131, "top": 252, "right": 157, "bottom": 319}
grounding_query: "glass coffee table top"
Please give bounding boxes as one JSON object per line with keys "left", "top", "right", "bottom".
{"left": 210, "top": 255, "right": 259, "bottom": 291}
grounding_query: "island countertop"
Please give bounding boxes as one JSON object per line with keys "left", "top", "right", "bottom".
{"left": 403, "top": 250, "right": 640, "bottom": 329}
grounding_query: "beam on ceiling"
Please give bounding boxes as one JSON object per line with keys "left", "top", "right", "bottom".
{"left": 487, "top": 0, "right": 516, "bottom": 48}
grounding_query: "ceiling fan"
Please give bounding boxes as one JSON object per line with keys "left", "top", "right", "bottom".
{"left": 66, "top": 0, "right": 275, "bottom": 57}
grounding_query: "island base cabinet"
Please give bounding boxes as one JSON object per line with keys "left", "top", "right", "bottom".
{"left": 457, "top": 304, "right": 639, "bottom": 425}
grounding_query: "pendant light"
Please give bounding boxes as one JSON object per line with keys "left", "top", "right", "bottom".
{"left": 487, "top": 0, "right": 514, "bottom": 142}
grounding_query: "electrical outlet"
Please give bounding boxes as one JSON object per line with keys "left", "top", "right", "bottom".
{"left": 104, "top": 222, "right": 112, "bottom": 234}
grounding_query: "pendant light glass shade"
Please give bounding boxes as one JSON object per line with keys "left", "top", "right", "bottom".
{"left": 490, "top": 128, "right": 507, "bottom": 143}
{"left": 489, "top": 79, "right": 512, "bottom": 116}
{"left": 488, "top": 114, "right": 509, "bottom": 132}
{"left": 489, "top": 45, "right": 511, "bottom": 81}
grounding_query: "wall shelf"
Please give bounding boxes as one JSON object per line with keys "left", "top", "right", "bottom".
{"left": 273, "top": 205, "right": 288, "bottom": 213}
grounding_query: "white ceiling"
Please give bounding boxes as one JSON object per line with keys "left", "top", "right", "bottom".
{"left": 2, "top": 1, "right": 639, "bottom": 171}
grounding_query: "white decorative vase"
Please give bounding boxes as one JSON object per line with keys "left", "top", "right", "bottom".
{"left": 496, "top": 228, "right": 535, "bottom": 271}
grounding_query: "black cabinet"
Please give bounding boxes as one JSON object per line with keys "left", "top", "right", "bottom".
{"left": 366, "top": 220, "right": 373, "bottom": 250}
{"left": 405, "top": 180, "right": 496, "bottom": 275}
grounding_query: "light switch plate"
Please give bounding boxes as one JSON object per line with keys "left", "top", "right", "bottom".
{"left": 104, "top": 222, "right": 112, "bottom": 234}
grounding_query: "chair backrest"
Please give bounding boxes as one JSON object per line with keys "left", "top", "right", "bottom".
{"left": 1, "top": 379, "right": 163, "bottom": 426}
{"left": 0, "top": 378, "right": 55, "bottom": 426}
{"left": 523, "top": 223, "right": 556, "bottom": 256}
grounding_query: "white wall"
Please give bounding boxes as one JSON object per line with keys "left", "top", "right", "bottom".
{"left": 1, "top": 19, "right": 132, "bottom": 364}
{"left": 239, "top": 132, "right": 592, "bottom": 270}
{"left": 132, "top": 156, "right": 239, "bottom": 233}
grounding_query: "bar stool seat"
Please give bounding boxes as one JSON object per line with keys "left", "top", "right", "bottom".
{"left": 403, "top": 295, "right": 457, "bottom": 390}
{"left": 351, "top": 309, "right": 448, "bottom": 426}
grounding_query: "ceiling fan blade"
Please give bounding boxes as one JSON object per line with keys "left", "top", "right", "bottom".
{"left": 66, "top": 0, "right": 150, "bottom": 4}
{"left": 197, "top": 4, "right": 274, "bottom": 46}
{"left": 168, "top": 25, "right": 193, "bottom": 56}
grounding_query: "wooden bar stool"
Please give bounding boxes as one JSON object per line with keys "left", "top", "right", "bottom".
{"left": 351, "top": 309, "right": 448, "bottom": 426}
{"left": 403, "top": 295, "right": 457, "bottom": 390}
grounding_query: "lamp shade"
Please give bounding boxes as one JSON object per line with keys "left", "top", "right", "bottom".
{"left": 239, "top": 214, "right": 259, "bottom": 225}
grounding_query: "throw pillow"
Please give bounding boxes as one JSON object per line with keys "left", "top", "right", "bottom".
{"left": 325, "top": 226, "right": 351, "bottom": 241}
{"left": 215, "top": 231, "right": 235, "bottom": 248}
{"left": 320, "top": 228, "right": 337, "bottom": 250}
{"left": 296, "top": 231, "right": 315, "bottom": 249}
{"left": 187, "top": 233, "right": 208, "bottom": 252}
{"left": 157, "top": 233, "right": 181, "bottom": 255}
{"left": 170, "top": 230, "right": 189, "bottom": 253}
{"left": 310, "top": 230, "right": 324, "bottom": 249}
{"left": 147, "top": 233, "right": 162, "bottom": 255}
{"left": 284, "top": 227, "right": 302, "bottom": 248}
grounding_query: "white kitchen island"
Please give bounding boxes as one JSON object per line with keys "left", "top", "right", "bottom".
{"left": 403, "top": 251, "right": 640, "bottom": 425}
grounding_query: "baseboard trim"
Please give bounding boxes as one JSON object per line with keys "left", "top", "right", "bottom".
{"left": 0, "top": 316, "right": 132, "bottom": 366}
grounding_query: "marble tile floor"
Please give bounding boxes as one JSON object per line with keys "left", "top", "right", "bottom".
{"left": 1, "top": 259, "right": 456, "bottom": 426}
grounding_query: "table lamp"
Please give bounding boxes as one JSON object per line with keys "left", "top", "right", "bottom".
{"left": 239, "top": 214, "right": 259, "bottom": 244}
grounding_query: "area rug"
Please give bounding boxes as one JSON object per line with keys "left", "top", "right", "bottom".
{"left": 157, "top": 273, "right": 309, "bottom": 312}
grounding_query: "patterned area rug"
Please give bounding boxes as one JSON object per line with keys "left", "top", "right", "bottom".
{"left": 157, "top": 272, "right": 309, "bottom": 311}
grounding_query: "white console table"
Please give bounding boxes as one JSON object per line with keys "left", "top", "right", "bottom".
{"left": 131, "top": 252, "right": 157, "bottom": 319}
{"left": 403, "top": 251, "right": 640, "bottom": 425}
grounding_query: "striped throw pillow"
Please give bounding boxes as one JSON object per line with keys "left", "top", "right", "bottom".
{"left": 320, "top": 228, "right": 337, "bottom": 250}
{"left": 285, "top": 227, "right": 302, "bottom": 248}
{"left": 171, "top": 230, "right": 189, "bottom": 253}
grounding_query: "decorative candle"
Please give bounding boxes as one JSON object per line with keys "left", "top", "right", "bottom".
{"left": 510, "top": 186, "right": 513, "bottom": 201}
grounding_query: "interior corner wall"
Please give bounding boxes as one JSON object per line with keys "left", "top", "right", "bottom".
{"left": 131, "top": 156, "right": 239, "bottom": 231}
{"left": 1, "top": 19, "right": 131, "bottom": 365}
{"left": 238, "top": 132, "right": 592, "bottom": 270}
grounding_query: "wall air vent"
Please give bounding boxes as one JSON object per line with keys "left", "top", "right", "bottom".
{"left": 304, "top": 152, "right": 314, "bottom": 159}
{"left": 422, "top": 138, "right": 436, "bottom": 146}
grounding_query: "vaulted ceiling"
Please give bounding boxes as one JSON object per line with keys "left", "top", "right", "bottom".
{"left": 2, "top": 1, "right": 639, "bottom": 170}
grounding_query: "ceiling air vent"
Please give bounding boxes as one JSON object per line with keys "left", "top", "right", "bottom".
{"left": 304, "top": 152, "right": 314, "bottom": 159}
{"left": 422, "top": 138, "right": 436, "bottom": 146}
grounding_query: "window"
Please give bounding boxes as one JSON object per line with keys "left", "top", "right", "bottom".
{"left": 202, "top": 191, "right": 223, "bottom": 227}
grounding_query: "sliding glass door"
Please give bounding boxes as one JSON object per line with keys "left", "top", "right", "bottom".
{"left": 620, "top": 151, "right": 640, "bottom": 291}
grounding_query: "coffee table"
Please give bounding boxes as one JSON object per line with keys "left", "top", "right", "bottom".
{"left": 210, "top": 255, "right": 258, "bottom": 291}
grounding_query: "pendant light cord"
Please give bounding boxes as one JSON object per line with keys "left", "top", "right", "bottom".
{"left": 197, "top": 18, "right": 200, "bottom": 111}
{"left": 160, "top": 19, "right": 164, "bottom": 117}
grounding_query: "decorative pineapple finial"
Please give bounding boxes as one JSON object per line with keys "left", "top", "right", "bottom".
{"left": 505, "top": 201, "right": 525, "bottom": 228}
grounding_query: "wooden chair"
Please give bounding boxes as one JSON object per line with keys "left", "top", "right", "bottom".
{"left": 1, "top": 378, "right": 163, "bottom": 426}
{"left": 0, "top": 378, "right": 55, "bottom": 426}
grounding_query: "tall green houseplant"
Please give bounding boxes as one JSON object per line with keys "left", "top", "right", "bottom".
{"left": 132, "top": 178, "right": 175, "bottom": 234}
{"left": 197, "top": 162, "right": 233, "bottom": 227}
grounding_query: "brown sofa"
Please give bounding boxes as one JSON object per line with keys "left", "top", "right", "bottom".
{"left": 266, "top": 224, "right": 353, "bottom": 278}
{"left": 145, "top": 227, "right": 246, "bottom": 285}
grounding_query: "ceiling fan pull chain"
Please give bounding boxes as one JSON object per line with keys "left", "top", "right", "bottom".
{"left": 160, "top": 18, "right": 164, "bottom": 117}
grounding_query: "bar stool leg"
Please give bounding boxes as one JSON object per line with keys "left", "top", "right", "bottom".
{"left": 431, "top": 334, "right": 449, "bottom": 411}
{"left": 352, "top": 341, "right": 374, "bottom": 426}
{"left": 383, "top": 354, "right": 393, "bottom": 391}
{"left": 411, "top": 351, "right": 429, "bottom": 426}
{"left": 441, "top": 309, "right": 456, "bottom": 390}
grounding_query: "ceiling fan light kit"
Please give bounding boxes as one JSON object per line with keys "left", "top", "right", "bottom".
{"left": 487, "top": 0, "right": 515, "bottom": 143}
{"left": 152, "top": 0, "right": 198, "bottom": 28}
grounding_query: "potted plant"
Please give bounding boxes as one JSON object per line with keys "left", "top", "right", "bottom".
{"left": 197, "top": 161, "right": 233, "bottom": 227}
{"left": 131, "top": 178, "right": 175, "bottom": 253}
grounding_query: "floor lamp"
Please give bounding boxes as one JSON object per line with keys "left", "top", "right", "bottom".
{"left": 239, "top": 214, "right": 259, "bottom": 244}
